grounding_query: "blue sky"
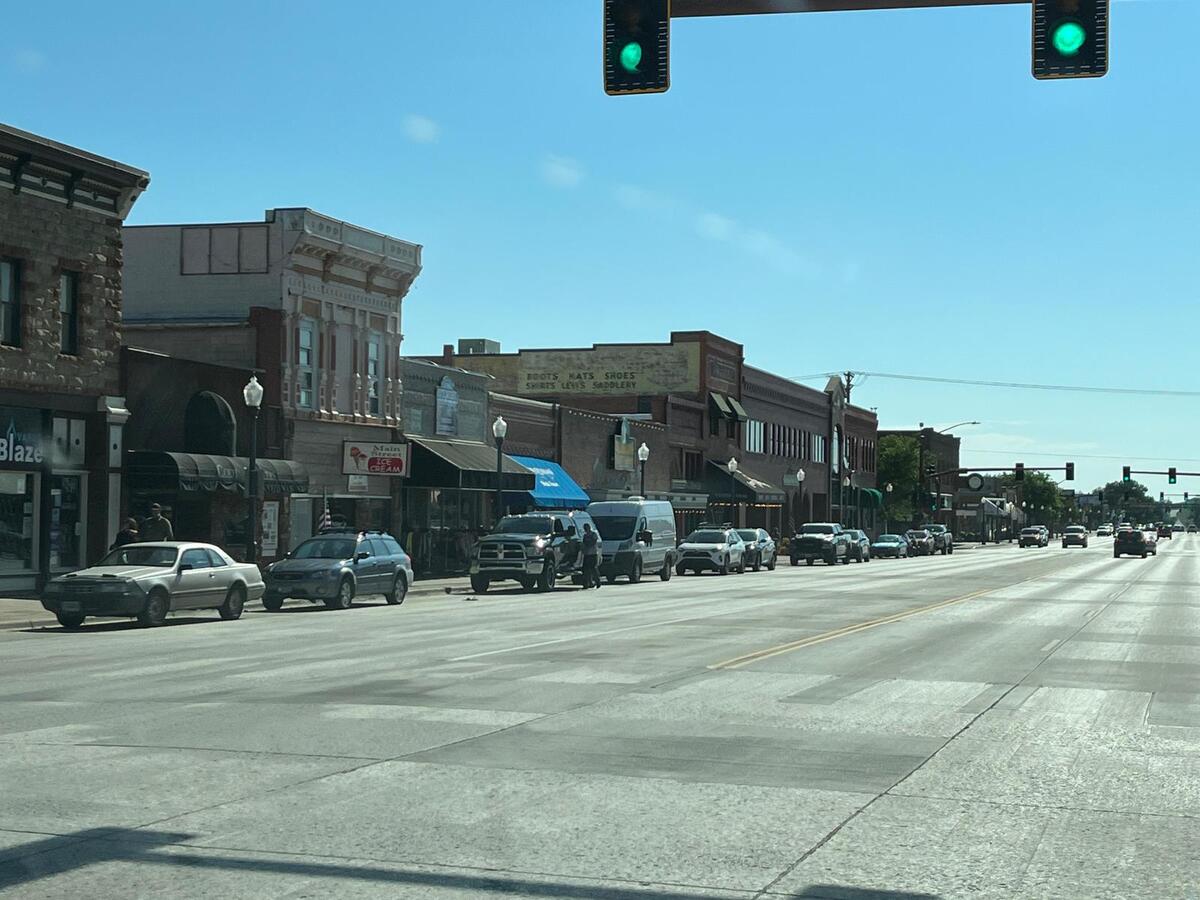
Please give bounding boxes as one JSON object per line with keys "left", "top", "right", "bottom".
{"left": 5, "top": 0, "right": 1197, "bottom": 495}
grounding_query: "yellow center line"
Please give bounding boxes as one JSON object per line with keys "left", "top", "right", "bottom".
{"left": 708, "top": 571, "right": 1051, "bottom": 671}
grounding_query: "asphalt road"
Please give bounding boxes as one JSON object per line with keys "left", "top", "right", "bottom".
{"left": 2, "top": 534, "right": 1197, "bottom": 899}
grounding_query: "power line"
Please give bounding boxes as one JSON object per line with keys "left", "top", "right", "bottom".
{"left": 790, "top": 370, "right": 1200, "bottom": 398}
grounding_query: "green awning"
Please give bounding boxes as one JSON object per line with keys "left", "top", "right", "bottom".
{"left": 726, "top": 397, "right": 749, "bottom": 422}
{"left": 708, "top": 392, "right": 733, "bottom": 418}
{"left": 859, "top": 487, "right": 884, "bottom": 509}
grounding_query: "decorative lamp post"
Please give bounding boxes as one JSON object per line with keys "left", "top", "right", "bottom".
{"left": 797, "top": 468, "right": 806, "bottom": 529}
{"left": 842, "top": 474, "right": 851, "bottom": 527}
{"left": 728, "top": 457, "right": 738, "bottom": 525}
{"left": 885, "top": 481, "right": 893, "bottom": 531}
{"left": 242, "top": 375, "right": 264, "bottom": 563}
{"left": 637, "top": 442, "right": 650, "bottom": 497}
{"left": 492, "top": 416, "right": 507, "bottom": 526}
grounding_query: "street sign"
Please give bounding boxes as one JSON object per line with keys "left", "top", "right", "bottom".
{"left": 966, "top": 473, "right": 984, "bottom": 491}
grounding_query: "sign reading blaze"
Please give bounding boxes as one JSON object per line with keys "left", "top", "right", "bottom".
{"left": 342, "top": 441, "right": 409, "bottom": 476}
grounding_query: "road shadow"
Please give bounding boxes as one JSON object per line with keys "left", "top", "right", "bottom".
{"left": 22, "top": 616, "right": 229, "bottom": 635}
{"left": 0, "top": 827, "right": 917, "bottom": 899}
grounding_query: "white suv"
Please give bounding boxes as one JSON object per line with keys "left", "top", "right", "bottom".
{"left": 675, "top": 526, "right": 747, "bottom": 576}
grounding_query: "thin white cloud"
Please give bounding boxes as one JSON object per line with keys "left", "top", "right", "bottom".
{"left": 10, "top": 49, "right": 45, "bottom": 73}
{"left": 614, "top": 183, "right": 670, "bottom": 212}
{"left": 696, "top": 212, "right": 735, "bottom": 241}
{"left": 541, "top": 154, "right": 584, "bottom": 189}
{"left": 696, "top": 211, "right": 816, "bottom": 276}
{"left": 402, "top": 114, "right": 440, "bottom": 144}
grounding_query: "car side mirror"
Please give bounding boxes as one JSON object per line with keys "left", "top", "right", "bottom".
{"left": 639, "top": 530, "right": 652, "bottom": 545}
{"left": 355, "top": 551, "right": 370, "bottom": 562}
{"left": 178, "top": 562, "right": 193, "bottom": 572}
{"left": 566, "top": 525, "right": 577, "bottom": 537}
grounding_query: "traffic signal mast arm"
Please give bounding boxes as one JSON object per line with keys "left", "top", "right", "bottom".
{"left": 672, "top": 0, "right": 1021, "bottom": 14}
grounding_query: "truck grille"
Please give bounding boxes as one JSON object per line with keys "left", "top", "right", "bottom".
{"left": 478, "top": 542, "right": 526, "bottom": 562}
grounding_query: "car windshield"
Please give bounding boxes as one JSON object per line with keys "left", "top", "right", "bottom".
{"left": 292, "top": 538, "right": 356, "bottom": 560}
{"left": 736, "top": 530, "right": 759, "bottom": 542}
{"left": 1066, "top": 527, "right": 1086, "bottom": 534}
{"left": 800, "top": 525, "right": 835, "bottom": 535}
{"left": 876, "top": 535, "right": 902, "bottom": 543}
{"left": 590, "top": 516, "right": 637, "bottom": 539}
{"left": 1021, "top": 528, "right": 1039, "bottom": 534}
{"left": 907, "top": 531, "right": 928, "bottom": 538}
{"left": 492, "top": 516, "right": 553, "bottom": 535}
{"left": 686, "top": 530, "right": 727, "bottom": 544}
{"left": 98, "top": 545, "right": 178, "bottom": 567}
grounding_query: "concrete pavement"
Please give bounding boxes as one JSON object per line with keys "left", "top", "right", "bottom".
{"left": 1, "top": 534, "right": 1198, "bottom": 898}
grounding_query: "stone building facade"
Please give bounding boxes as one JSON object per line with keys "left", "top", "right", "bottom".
{"left": 0, "top": 124, "right": 149, "bottom": 589}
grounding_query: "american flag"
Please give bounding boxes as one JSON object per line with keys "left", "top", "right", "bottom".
{"left": 318, "top": 491, "right": 332, "bottom": 529}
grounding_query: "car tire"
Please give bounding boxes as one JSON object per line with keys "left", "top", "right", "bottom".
{"left": 137, "top": 589, "right": 169, "bottom": 627}
{"left": 538, "top": 559, "right": 556, "bottom": 592}
{"left": 807, "top": 558, "right": 815, "bottom": 567}
{"left": 737, "top": 558, "right": 746, "bottom": 574}
{"left": 676, "top": 565, "right": 687, "bottom": 576}
{"left": 470, "top": 574, "right": 490, "bottom": 594}
{"left": 1141, "top": 552, "right": 1147, "bottom": 559}
{"left": 629, "top": 556, "right": 643, "bottom": 584}
{"left": 262, "top": 595, "right": 284, "bottom": 612}
{"left": 1114, "top": 550, "right": 1120, "bottom": 558}
{"left": 218, "top": 584, "right": 246, "bottom": 620}
{"left": 719, "top": 556, "right": 729, "bottom": 576}
{"left": 326, "top": 578, "right": 354, "bottom": 610}
{"left": 385, "top": 574, "right": 407, "bottom": 605}
{"left": 660, "top": 561, "right": 672, "bottom": 581}
{"left": 752, "top": 556, "right": 761, "bottom": 572}
{"left": 606, "top": 573, "right": 618, "bottom": 584}
{"left": 766, "top": 555, "right": 776, "bottom": 571}
{"left": 519, "top": 577, "right": 536, "bottom": 591}
{"left": 791, "top": 557, "right": 799, "bottom": 566}
{"left": 56, "top": 612, "right": 85, "bottom": 630}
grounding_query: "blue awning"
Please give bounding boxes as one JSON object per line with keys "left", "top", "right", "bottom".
{"left": 506, "top": 456, "right": 591, "bottom": 510}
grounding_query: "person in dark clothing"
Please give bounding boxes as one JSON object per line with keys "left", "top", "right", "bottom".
{"left": 581, "top": 522, "right": 601, "bottom": 590}
{"left": 140, "top": 503, "right": 174, "bottom": 542}
{"left": 111, "top": 518, "right": 140, "bottom": 550}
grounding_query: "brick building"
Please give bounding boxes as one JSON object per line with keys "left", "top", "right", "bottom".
{"left": 122, "top": 208, "right": 421, "bottom": 545}
{"left": 0, "top": 124, "right": 148, "bottom": 591}
{"left": 878, "top": 424, "right": 962, "bottom": 527}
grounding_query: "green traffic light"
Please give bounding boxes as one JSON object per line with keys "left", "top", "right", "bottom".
{"left": 619, "top": 41, "right": 643, "bottom": 73}
{"left": 1051, "top": 21, "right": 1087, "bottom": 57}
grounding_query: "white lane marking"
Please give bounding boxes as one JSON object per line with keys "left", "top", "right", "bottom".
{"left": 1039, "top": 639, "right": 1060, "bottom": 652}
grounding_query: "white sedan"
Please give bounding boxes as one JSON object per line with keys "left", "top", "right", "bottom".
{"left": 40, "top": 542, "right": 265, "bottom": 629}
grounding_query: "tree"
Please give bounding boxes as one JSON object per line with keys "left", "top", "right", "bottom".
{"left": 995, "top": 471, "right": 1064, "bottom": 524}
{"left": 1091, "top": 479, "right": 1162, "bottom": 522}
{"left": 877, "top": 434, "right": 919, "bottom": 528}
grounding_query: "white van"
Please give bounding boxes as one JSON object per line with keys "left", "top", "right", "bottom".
{"left": 586, "top": 498, "right": 679, "bottom": 584}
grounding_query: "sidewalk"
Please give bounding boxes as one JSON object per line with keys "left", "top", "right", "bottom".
{"left": 0, "top": 573, "right": 474, "bottom": 632}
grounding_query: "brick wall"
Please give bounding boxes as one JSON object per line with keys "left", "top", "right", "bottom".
{"left": 123, "top": 323, "right": 257, "bottom": 370}
{"left": 0, "top": 191, "right": 124, "bottom": 396}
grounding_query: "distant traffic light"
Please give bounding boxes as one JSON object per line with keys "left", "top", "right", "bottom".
{"left": 1160, "top": 492, "right": 1165, "bottom": 503}
{"left": 1033, "top": 0, "right": 1109, "bottom": 80}
{"left": 604, "top": 0, "right": 670, "bottom": 95}
{"left": 1065, "top": 461, "right": 1075, "bottom": 481}
{"left": 1169, "top": 467, "right": 1177, "bottom": 484}
{"left": 1097, "top": 490, "right": 1104, "bottom": 504}
{"left": 1122, "top": 466, "right": 1131, "bottom": 482}
{"left": 1015, "top": 462, "right": 1024, "bottom": 482}
{"left": 1186, "top": 492, "right": 1190, "bottom": 501}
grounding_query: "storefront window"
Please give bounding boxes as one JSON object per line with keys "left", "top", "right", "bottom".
{"left": 0, "top": 472, "right": 34, "bottom": 572}
{"left": 49, "top": 474, "right": 84, "bottom": 570}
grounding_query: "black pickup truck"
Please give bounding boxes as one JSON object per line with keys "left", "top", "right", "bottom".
{"left": 469, "top": 510, "right": 596, "bottom": 593}
{"left": 790, "top": 522, "right": 851, "bottom": 566}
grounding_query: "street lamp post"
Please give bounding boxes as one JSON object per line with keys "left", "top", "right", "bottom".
{"left": 728, "top": 457, "right": 738, "bottom": 526}
{"left": 885, "top": 482, "right": 893, "bottom": 531}
{"left": 492, "top": 416, "right": 507, "bottom": 526}
{"left": 637, "top": 442, "right": 650, "bottom": 498}
{"left": 842, "top": 475, "right": 851, "bottom": 528}
{"left": 242, "top": 375, "right": 263, "bottom": 564}
{"left": 796, "top": 468, "right": 806, "bottom": 530}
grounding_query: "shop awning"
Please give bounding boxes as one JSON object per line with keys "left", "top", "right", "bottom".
{"left": 859, "top": 487, "right": 884, "bottom": 509}
{"left": 126, "top": 451, "right": 309, "bottom": 495}
{"left": 408, "top": 437, "right": 534, "bottom": 492}
{"left": 708, "top": 392, "right": 734, "bottom": 419}
{"left": 705, "top": 459, "right": 785, "bottom": 505}
{"left": 726, "top": 397, "right": 749, "bottom": 422}
{"left": 507, "top": 456, "right": 591, "bottom": 510}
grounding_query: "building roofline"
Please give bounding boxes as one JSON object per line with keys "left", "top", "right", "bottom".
{"left": 0, "top": 122, "right": 149, "bottom": 186}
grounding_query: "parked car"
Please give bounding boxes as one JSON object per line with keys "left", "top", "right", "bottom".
{"left": 1143, "top": 528, "right": 1159, "bottom": 555}
{"left": 905, "top": 529, "right": 936, "bottom": 556}
{"left": 587, "top": 499, "right": 678, "bottom": 583}
{"left": 844, "top": 529, "right": 872, "bottom": 563}
{"left": 1172, "top": 523, "right": 1185, "bottom": 533}
{"left": 41, "top": 542, "right": 264, "bottom": 629}
{"left": 1114, "top": 528, "right": 1149, "bottom": 558}
{"left": 264, "top": 529, "right": 413, "bottom": 610}
{"left": 1189, "top": 524, "right": 1198, "bottom": 534}
{"left": 790, "top": 523, "right": 851, "bottom": 566}
{"left": 1096, "top": 525, "right": 1113, "bottom": 537}
{"left": 675, "top": 526, "right": 746, "bottom": 575}
{"left": 1061, "top": 525, "right": 1089, "bottom": 548}
{"left": 1019, "top": 526, "right": 1048, "bottom": 548}
{"left": 1157, "top": 524, "right": 1173, "bottom": 540}
{"left": 469, "top": 511, "right": 594, "bottom": 593}
{"left": 733, "top": 528, "right": 777, "bottom": 571}
{"left": 920, "top": 523, "right": 954, "bottom": 555}
{"left": 870, "top": 534, "right": 909, "bottom": 558}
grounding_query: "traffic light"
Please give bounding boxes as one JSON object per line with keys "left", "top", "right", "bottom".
{"left": 1122, "top": 466, "right": 1131, "bottom": 482}
{"left": 1015, "top": 463, "right": 1024, "bottom": 481}
{"left": 604, "top": 0, "right": 670, "bottom": 95}
{"left": 1186, "top": 492, "right": 1190, "bottom": 501}
{"left": 1033, "top": 0, "right": 1109, "bottom": 80}
{"left": 1097, "top": 490, "right": 1104, "bottom": 504}
{"left": 1169, "top": 467, "right": 1177, "bottom": 484}
{"left": 1160, "top": 492, "right": 1165, "bottom": 503}
{"left": 1065, "top": 461, "right": 1075, "bottom": 481}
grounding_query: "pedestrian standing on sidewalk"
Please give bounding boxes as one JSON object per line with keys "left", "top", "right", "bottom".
{"left": 140, "top": 503, "right": 174, "bottom": 542}
{"left": 110, "top": 518, "right": 140, "bottom": 550}
{"left": 581, "top": 522, "right": 601, "bottom": 590}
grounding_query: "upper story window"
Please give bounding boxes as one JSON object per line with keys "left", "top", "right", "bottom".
{"left": 813, "top": 433, "right": 827, "bottom": 464}
{"left": 436, "top": 376, "right": 459, "bottom": 435}
{"left": 59, "top": 271, "right": 79, "bottom": 356}
{"left": 1, "top": 259, "right": 21, "bottom": 347}
{"left": 367, "top": 335, "right": 381, "bottom": 416}
{"left": 297, "top": 320, "right": 315, "bottom": 409}
{"left": 744, "top": 419, "right": 764, "bottom": 454}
